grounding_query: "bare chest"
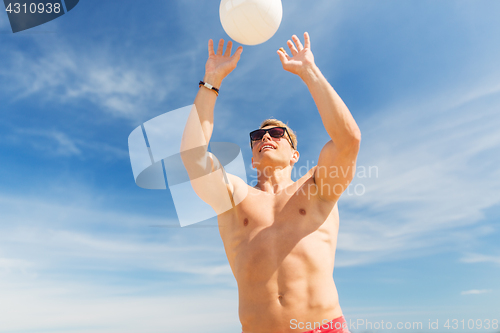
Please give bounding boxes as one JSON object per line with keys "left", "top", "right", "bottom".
{"left": 218, "top": 179, "right": 339, "bottom": 278}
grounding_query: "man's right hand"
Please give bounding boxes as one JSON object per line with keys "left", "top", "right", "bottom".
{"left": 204, "top": 39, "right": 243, "bottom": 87}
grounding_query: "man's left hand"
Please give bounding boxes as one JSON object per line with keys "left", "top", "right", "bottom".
{"left": 277, "top": 32, "right": 316, "bottom": 79}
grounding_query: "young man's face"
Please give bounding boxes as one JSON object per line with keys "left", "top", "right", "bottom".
{"left": 250, "top": 126, "right": 298, "bottom": 169}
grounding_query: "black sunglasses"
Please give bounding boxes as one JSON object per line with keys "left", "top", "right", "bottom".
{"left": 249, "top": 127, "right": 295, "bottom": 150}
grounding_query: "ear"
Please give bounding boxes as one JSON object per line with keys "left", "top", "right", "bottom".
{"left": 291, "top": 150, "right": 299, "bottom": 164}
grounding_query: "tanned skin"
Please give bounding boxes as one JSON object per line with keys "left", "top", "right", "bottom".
{"left": 181, "top": 33, "right": 361, "bottom": 333}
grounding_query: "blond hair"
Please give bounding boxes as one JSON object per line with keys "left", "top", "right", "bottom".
{"left": 258, "top": 118, "right": 297, "bottom": 150}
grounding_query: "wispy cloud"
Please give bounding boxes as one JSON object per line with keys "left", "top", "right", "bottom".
{"left": 10, "top": 127, "right": 82, "bottom": 156}
{"left": 460, "top": 253, "right": 500, "bottom": 265}
{"left": 1, "top": 227, "right": 232, "bottom": 279}
{"left": 0, "top": 34, "right": 198, "bottom": 122}
{"left": 334, "top": 82, "right": 500, "bottom": 266}
{"left": 0, "top": 189, "right": 238, "bottom": 332}
{"left": 461, "top": 289, "right": 493, "bottom": 295}
{"left": 1, "top": 46, "right": 161, "bottom": 120}
{"left": 0, "top": 191, "right": 233, "bottom": 281}
{"left": 0, "top": 257, "right": 34, "bottom": 274}
{"left": 4, "top": 126, "right": 128, "bottom": 159}
{"left": 0, "top": 279, "right": 239, "bottom": 333}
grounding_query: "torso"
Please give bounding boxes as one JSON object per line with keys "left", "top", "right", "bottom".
{"left": 218, "top": 168, "right": 342, "bottom": 333}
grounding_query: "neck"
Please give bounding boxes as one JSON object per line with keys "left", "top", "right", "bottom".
{"left": 255, "top": 165, "right": 294, "bottom": 194}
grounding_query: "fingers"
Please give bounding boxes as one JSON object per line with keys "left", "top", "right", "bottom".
{"left": 292, "top": 35, "right": 303, "bottom": 51}
{"left": 232, "top": 46, "right": 243, "bottom": 62}
{"left": 287, "top": 40, "right": 298, "bottom": 56}
{"left": 208, "top": 39, "right": 215, "bottom": 57}
{"left": 285, "top": 33, "right": 310, "bottom": 56}
{"left": 304, "top": 32, "right": 311, "bottom": 49}
{"left": 277, "top": 49, "right": 287, "bottom": 65}
{"left": 277, "top": 47, "right": 290, "bottom": 62}
{"left": 216, "top": 39, "right": 224, "bottom": 55}
{"left": 224, "top": 40, "right": 233, "bottom": 57}
{"left": 208, "top": 39, "right": 243, "bottom": 62}
{"left": 210, "top": 39, "right": 239, "bottom": 58}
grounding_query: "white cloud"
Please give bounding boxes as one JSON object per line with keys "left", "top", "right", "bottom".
{"left": 460, "top": 253, "right": 500, "bottom": 265}
{"left": 0, "top": 257, "right": 34, "bottom": 274}
{"left": 0, "top": 35, "right": 197, "bottom": 122}
{"left": 1, "top": 227, "right": 232, "bottom": 278}
{"left": 0, "top": 279, "right": 239, "bottom": 333}
{"left": 460, "top": 289, "right": 493, "bottom": 295}
{"left": 4, "top": 126, "right": 129, "bottom": 159}
{"left": 334, "top": 82, "right": 500, "bottom": 266}
{"left": 0, "top": 189, "right": 238, "bottom": 332}
{"left": 0, "top": 192, "right": 232, "bottom": 279}
{"left": 10, "top": 127, "right": 82, "bottom": 156}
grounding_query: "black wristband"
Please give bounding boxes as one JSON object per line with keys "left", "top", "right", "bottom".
{"left": 199, "top": 80, "right": 219, "bottom": 96}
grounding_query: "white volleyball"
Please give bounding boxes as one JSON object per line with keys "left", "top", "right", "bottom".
{"left": 220, "top": 0, "right": 283, "bottom": 46}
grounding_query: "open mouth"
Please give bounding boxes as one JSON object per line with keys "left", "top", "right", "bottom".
{"left": 260, "top": 144, "right": 276, "bottom": 152}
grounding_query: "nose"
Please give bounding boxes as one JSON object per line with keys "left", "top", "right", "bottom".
{"left": 261, "top": 132, "right": 272, "bottom": 141}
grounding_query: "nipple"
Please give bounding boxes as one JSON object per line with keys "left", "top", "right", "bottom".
{"left": 299, "top": 209, "right": 306, "bottom": 215}
{"left": 243, "top": 218, "right": 249, "bottom": 226}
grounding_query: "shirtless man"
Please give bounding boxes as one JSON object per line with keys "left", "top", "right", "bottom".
{"left": 181, "top": 32, "right": 361, "bottom": 333}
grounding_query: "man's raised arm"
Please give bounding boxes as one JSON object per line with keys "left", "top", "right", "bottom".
{"left": 278, "top": 32, "right": 361, "bottom": 202}
{"left": 180, "top": 39, "right": 243, "bottom": 213}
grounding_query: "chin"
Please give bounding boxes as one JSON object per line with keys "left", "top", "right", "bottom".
{"left": 257, "top": 158, "right": 287, "bottom": 168}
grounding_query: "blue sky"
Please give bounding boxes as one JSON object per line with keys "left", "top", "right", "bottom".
{"left": 1, "top": 0, "right": 500, "bottom": 332}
